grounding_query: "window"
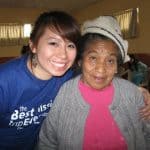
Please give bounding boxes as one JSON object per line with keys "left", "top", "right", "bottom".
{"left": 0, "top": 23, "right": 32, "bottom": 46}
{"left": 23, "top": 24, "right": 32, "bottom": 38}
{"left": 113, "top": 8, "right": 139, "bottom": 39}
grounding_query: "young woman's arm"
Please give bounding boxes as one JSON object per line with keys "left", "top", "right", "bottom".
{"left": 139, "top": 87, "right": 150, "bottom": 120}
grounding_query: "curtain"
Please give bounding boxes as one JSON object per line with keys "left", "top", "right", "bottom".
{"left": 113, "top": 8, "right": 138, "bottom": 39}
{"left": 0, "top": 23, "right": 30, "bottom": 46}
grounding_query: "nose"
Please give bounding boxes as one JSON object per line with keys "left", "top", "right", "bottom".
{"left": 58, "top": 45, "right": 67, "bottom": 59}
{"left": 95, "top": 61, "right": 106, "bottom": 73}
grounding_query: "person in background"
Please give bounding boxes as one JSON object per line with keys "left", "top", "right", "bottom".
{"left": 20, "top": 45, "right": 29, "bottom": 55}
{"left": 0, "top": 10, "right": 80, "bottom": 150}
{"left": 37, "top": 16, "right": 150, "bottom": 150}
{"left": 128, "top": 54, "right": 149, "bottom": 87}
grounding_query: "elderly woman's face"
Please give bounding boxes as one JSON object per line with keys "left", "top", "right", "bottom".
{"left": 81, "top": 39, "right": 118, "bottom": 90}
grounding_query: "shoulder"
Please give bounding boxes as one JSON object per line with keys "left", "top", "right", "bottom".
{"left": 113, "top": 77, "right": 138, "bottom": 91}
{"left": 0, "top": 55, "right": 27, "bottom": 83}
{"left": 113, "top": 76, "right": 143, "bottom": 99}
{"left": 54, "top": 75, "right": 80, "bottom": 101}
{"left": 57, "top": 69, "right": 74, "bottom": 84}
{"left": 113, "top": 77, "right": 144, "bottom": 105}
{"left": 50, "top": 75, "right": 81, "bottom": 115}
{"left": 60, "top": 75, "right": 80, "bottom": 90}
{"left": 0, "top": 55, "right": 26, "bottom": 72}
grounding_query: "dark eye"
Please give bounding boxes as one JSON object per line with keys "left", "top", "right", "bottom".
{"left": 107, "top": 58, "right": 116, "bottom": 65}
{"left": 48, "top": 42, "right": 58, "bottom": 46}
{"left": 68, "top": 43, "right": 75, "bottom": 49}
{"left": 89, "top": 56, "right": 96, "bottom": 60}
{"left": 108, "top": 59, "right": 113, "bottom": 63}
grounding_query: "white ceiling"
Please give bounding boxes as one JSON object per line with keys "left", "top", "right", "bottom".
{"left": 0, "top": 0, "right": 99, "bottom": 12}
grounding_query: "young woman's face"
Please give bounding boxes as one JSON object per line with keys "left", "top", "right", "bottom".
{"left": 81, "top": 39, "right": 118, "bottom": 90}
{"left": 30, "top": 27, "right": 77, "bottom": 79}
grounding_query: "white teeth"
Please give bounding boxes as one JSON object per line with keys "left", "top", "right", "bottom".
{"left": 54, "top": 63, "right": 65, "bottom": 67}
{"left": 51, "top": 61, "right": 66, "bottom": 67}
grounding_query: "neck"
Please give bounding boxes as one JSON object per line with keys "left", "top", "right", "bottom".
{"left": 27, "top": 56, "right": 52, "bottom": 80}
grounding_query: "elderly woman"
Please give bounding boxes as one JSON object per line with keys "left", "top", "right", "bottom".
{"left": 37, "top": 16, "right": 150, "bottom": 150}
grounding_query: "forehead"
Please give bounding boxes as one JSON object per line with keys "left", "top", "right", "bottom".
{"left": 43, "top": 27, "right": 59, "bottom": 36}
{"left": 40, "top": 27, "right": 64, "bottom": 41}
{"left": 42, "top": 27, "right": 72, "bottom": 42}
{"left": 84, "top": 39, "right": 118, "bottom": 55}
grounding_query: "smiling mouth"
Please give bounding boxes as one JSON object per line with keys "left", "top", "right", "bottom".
{"left": 50, "top": 60, "right": 67, "bottom": 68}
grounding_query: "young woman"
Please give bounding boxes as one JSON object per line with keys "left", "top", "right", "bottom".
{"left": 37, "top": 16, "right": 150, "bottom": 150}
{"left": 0, "top": 10, "right": 80, "bottom": 150}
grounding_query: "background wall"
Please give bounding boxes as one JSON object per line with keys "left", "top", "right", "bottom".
{"left": 0, "top": 0, "right": 150, "bottom": 57}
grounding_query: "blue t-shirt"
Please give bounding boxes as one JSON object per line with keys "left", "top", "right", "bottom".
{"left": 0, "top": 54, "right": 73, "bottom": 150}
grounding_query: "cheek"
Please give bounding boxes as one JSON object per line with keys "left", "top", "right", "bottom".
{"left": 82, "top": 61, "right": 94, "bottom": 73}
{"left": 108, "top": 64, "right": 117, "bottom": 74}
{"left": 114, "top": 64, "right": 118, "bottom": 72}
{"left": 36, "top": 49, "right": 51, "bottom": 64}
{"left": 37, "top": 50, "right": 47, "bottom": 59}
{"left": 68, "top": 50, "right": 77, "bottom": 61}
{"left": 107, "top": 69, "right": 117, "bottom": 79}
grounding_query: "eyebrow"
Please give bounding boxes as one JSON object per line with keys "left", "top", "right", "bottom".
{"left": 46, "top": 36, "right": 63, "bottom": 43}
{"left": 86, "top": 50, "right": 118, "bottom": 57}
{"left": 86, "top": 50, "right": 97, "bottom": 55}
{"left": 107, "top": 52, "right": 117, "bottom": 55}
{"left": 85, "top": 47, "right": 98, "bottom": 52}
{"left": 46, "top": 36, "right": 59, "bottom": 40}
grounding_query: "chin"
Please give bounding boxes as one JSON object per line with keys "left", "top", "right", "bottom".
{"left": 92, "top": 84, "right": 108, "bottom": 90}
{"left": 53, "top": 71, "right": 67, "bottom": 77}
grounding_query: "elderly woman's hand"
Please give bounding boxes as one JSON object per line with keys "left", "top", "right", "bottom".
{"left": 139, "top": 87, "right": 150, "bottom": 120}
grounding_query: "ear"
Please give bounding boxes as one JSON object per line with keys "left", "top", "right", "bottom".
{"left": 29, "top": 40, "right": 36, "bottom": 54}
